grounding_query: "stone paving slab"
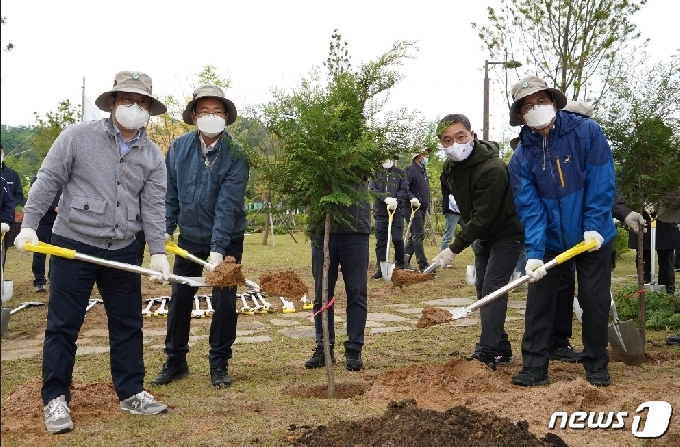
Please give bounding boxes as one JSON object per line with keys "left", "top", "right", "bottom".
{"left": 76, "top": 346, "right": 110, "bottom": 356}
{"left": 507, "top": 300, "right": 527, "bottom": 309}
{"left": 366, "top": 312, "right": 409, "bottom": 322}
{"left": 235, "top": 335, "right": 273, "bottom": 344}
{"left": 269, "top": 318, "right": 302, "bottom": 326}
{"left": 423, "top": 297, "right": 475, "bottom": 306}
{"left": 277, "top": 327, "right": 315, "bottom": 339}
{"left": 392, "top": 307, "right": 425, "bottom": 315}
{"left": 451, "top": 318, "right": 479, "bottom": 327}
{"left": 369, "top": 326, "right": 414, "bottom": 334}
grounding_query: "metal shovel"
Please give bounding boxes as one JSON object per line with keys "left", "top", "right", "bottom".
{"left": 25, "top": 242, "right": 210, "bottom": 287}
{"left": 608, "top": 295, "right": 646, "bottom": 366}
{"left": 450, "top": 240, "right": 597, "bottom": 320}
{"left": 380, "top": 208, "right": 396, "bottom": 281}
{"left": 403, "top": 203, "right": 420, "bottom": 245}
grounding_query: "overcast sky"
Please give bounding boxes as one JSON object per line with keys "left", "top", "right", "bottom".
{"left": 1, "top": 0, "right": 676, "bottom": 143}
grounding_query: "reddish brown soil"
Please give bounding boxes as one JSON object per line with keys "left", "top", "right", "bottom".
{"left": 205, "top": 256, "right": 246, "bottom": 287}
{"left": 391, "top": 268, "right": 435, "bottom": 288}
{"left": 259, "top": 270, "right": 309, "bottom": 299}
{"left": 416, "top": 306, "right": 452, "bottom": 328}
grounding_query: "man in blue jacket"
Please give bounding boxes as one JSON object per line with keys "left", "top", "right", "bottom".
{"left": 153, "top": 84, "right": 249, "bottom": 388}
{"left": 508, "top": 76, "right": 616, "bottom": 387}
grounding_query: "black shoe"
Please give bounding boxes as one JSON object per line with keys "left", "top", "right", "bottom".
{"left": 467, "top": 351, "right": 497, "bottom": 371}
{"left": 371, "top": 270, "right": 383, "bottom": 280}
{"left": 304, "top": 345, "right": 335, "bottom": 369}
{"left": 585, "top": 368, "right": 611, "bottom": 387}
{"left": 666, "top": 332, "right": 680, "bottom": 346}
{"left": 496, "top": 350, "right": 514, "bottom": 365}
{"left": 34, "top": 284, "right": 47, "bottom": 293}
{"left": 511, "top": 367, "right": 549, "bottom": 386}
{"left": 210, "top": 367, "right": 232, "bottom": 388}
{"left": 549, "top": 345, "right": 583, "bottom": 363}
{"left": 345, "top": 349, "right": 363, "bottom": 371}
{"left": 151, "top": 362, "right": 189, "bottom": 385}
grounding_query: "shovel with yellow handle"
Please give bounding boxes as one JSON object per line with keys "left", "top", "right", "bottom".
{"left": 450, "top": 240, "right": 598, "bottom": 320}
{"left": 24, "top": 242, "right": 210, "bottom": 287}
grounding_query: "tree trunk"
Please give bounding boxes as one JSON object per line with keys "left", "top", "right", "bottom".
{"left": 262, "top": 193, "right": 271, "bottom": 246}
{"left": 322, "top": 211, "right": 335, "bottom": 398}
{"left": 637, "top": 201, "right": 646, "bottom": 344}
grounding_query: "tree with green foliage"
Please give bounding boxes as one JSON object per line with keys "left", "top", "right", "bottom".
{"left": 260, "top": 31, "right": 418, "bottom": 396}
{"left": 32, "top": 100, "right": 80, "bottom": 160}
{"left": 597, "top": 54, "right": 680, "bottom": 342}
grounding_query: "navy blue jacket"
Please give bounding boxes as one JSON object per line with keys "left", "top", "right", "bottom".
{"left": 369, "top": 166, "right": 411, "bottom": 218}
{"left": 1, "top": 179, "right": 15, "bottom": 224}
{"left": 404, "top": 160, "right": 429, "bottom": 212}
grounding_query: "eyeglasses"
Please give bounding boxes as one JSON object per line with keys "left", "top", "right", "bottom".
{"left": 441, "top": 133, "right": 471, "bottom": 147}
{"left": 116, "top": 94, "right": 152, "bottom": 111}
{"left": 520, "top": 96, "right": 553, "bottom": 114}
{"left": 195, "top": 111, "right": 226, "bottom": 118}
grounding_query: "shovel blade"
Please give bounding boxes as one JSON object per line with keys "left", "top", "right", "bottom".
{"left": 608, "top": 320, "right": 645, "bottom": 366}
{"left": 1, "top": 308, "right": 11, "bottom": 336}
{"left": 380, "top": 262, "right": 395, "bottom": 281}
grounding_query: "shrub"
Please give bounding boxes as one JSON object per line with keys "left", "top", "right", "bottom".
{"left": 613, "top": 285, "right": 680, "bottom": 330}
{"left": 613, "top": 225, "right": 631, "bottom": 259}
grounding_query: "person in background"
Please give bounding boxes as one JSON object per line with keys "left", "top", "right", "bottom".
{"left": 29, "top": 176, "right": 62, "bottom": 293}
{"left": 13, "top": 70, "right": 170, "bottom": 434}
{"left": 369, "top": 156, "right": 409, "bottom": 279}
{"left": 508, "top": 76, "right": 616, "bottom": 387}
{"left": 403, "top": 147, "right": 430, "bottom": 271}
{"left": 1, "top": 178, "right": 15, "bottom": 238}
{"left": 439, "top": 170, "right": 462, "bottom": 268}
{"left": 1, "top": 144, "right": 23, "bottom": 267}
{"left": 153, "top": 84, "right": 249, "bottom": 389}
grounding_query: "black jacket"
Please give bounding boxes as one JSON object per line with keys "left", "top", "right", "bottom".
{"left": 628, "top": 210, "right": 680, "bottom": 251}
{"left": 440, "top": 171, "right": 460, "bottom": 215}
{"left": 307, "top": 182, "right": 372, "bottom": 236}
{"left": 369, "top": 166, "right": 410, "bottom": 218}
{"left": 442, "top": 138, "right": 524, "bottom": 254}
{"left": 1, "top": 179, "right": 15, "bottom": 224}
{"left": 404, "top": 160, "right": 429, "bottom": 212}
{"left": 1, "top": 162, "right": 23, "bottom": 221}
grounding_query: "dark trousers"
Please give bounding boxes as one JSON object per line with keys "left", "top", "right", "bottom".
{"left": 473, "top": 240, "right": 522, "bottom": 355}
{"left": 32, "top": 223, "right": 54, "bottom": 286}
{"left": 550, "top": 260, "right": 576, "bottom": 350}
{"left": 404, "top": 209, "right": 427, "bottom": 270}
{"left": 311, "top": 233, "right": 368, "bottom": 352}
{"left": 135, "top": 231, "right": 146, "bottom": 266}
{"left": 42, "top": 234, "right": 144, "bottom": 404}
{"left": 522, "top": 242, "right": 612, "bottom": 371}
{"left": 374, "top": 216, "right": 404, "bottom": 269}
{"left": 639, "top": 249, "right": 676, "bottom": 292}
{"left": 164, "top": 235, "right": 242, "bottom": 370}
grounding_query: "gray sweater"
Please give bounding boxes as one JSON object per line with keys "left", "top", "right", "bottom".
{"left": 22, "top": 118, "right": 167, "bottom": 254}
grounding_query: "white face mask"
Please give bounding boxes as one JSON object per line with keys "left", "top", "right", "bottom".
{"left": 196, "top": 115, "right": 226, "bottom": 138}
{"left": 382, "top": 160, "right": 394, "bottom": 169}
{"left": 442, "top": 141, "right": 473, "bottom": 162}
{"left": 523, "top": 104, "right": 556, "bottom": 129}
{"left": 115, "top": 104, "right": 150, "bottom": 130}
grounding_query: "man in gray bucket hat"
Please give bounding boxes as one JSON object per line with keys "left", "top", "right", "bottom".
{"left": 14, "top": 70, "right": 170, "bottom": 434}
{"left": 153, "top": 84, "right": 249, "bottom": 389}
{"left": 507, "top": 75, "right": 616, "bottom": 388}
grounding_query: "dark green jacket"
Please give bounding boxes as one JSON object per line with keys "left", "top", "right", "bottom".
{"left": 442, "top": 139, "right": 524, "bottom": 254}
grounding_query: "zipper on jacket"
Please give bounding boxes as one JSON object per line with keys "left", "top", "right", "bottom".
{"left": 555, "top": 156, "right": 565, "bottom": 187}
{"left": 542, "top": 138, "right": 546, "bottom": 170}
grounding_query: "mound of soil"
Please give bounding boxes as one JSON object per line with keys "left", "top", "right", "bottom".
{"left": 416, "top": 306, "right": 452, "bottom": 328}
{"left": 294, "top": 399, "right": 567, "bottom": 447}
{"left": 206, "top": 256, "right": 246, "bottom": 288}
{"left": 391, "top": 269, "right": 435, "bottom": 288}
{"left": 259, "top": 270, "right": 308, "bottom": 299}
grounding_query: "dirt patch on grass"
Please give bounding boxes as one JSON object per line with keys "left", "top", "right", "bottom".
{"left": 259, "top": 270, "right": 308, "bottom": 299}
{"left": 416, "top": 306, "right": 452, "bottom": 328}
{"left": 391, "top": 269, "right": 435, "bottom": 288}
{"left": 206, "top": 256, "right": 246, "bottom": 288}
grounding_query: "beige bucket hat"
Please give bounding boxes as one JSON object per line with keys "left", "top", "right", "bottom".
{"left": 95, "top": 71, "right": 167, "bottom": 116}
{"left": 562, "top": 100, "right": 594, "bottom": 117}
{"left": 182, "top": 84, "right": 237, "bottom": 125}
{"left": 509, "top": 76, "right": 567, "bottom": 126}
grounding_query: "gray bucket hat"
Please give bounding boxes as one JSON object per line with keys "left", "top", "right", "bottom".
{"left": 509, "top": 76, "right": 567, "bottom": 127}
{"left": 182, "top": 84, "right": 237, "bottom": 125}
{"left": 562, "top": 100, "right": 594, "bottom": 117}
{"left": 95, "top": 71, "right": 167, "bottom": 116}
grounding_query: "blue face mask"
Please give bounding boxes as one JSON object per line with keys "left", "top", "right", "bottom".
{"left": 422, "top": 157, "right": 429, "bottom": 166}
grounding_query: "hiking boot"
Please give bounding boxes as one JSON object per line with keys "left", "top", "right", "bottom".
{"left": 44, "top": 395, "right": 73, "bottom": 434}
{"left": 371, "top": 270, "right": 383, "bottom": 280}
{"left": 210, "top": 367, "right": 232, "bottom": 387}
{"left": 666, "top": 331, "right": 680, "bottom": 346}
{"left": 511, "top": 367, "right": 549, "bottom": 386}
{"left": 467, "top": 351, "right": 497, "bottom": 371}
{"left": 35, "top": 284, "right": 47, "bottom": 293}
{"left": 585, "top": 368, "right": 611, "bottom": 387}
{"left": 120, "top": 390, "right": 168, "bottom": 415}
{"left": 549, "top": 345, "right": 583, "bottom": 363}
{"left": 496, "top": 350, "right": 515, "bottom": 365}
{"left": 304, "top": 345, "right": 335, "bottom": 369}
{"left": 151, "top": 362, "right": 189, "bottom": 385}
{"left": 345, "top": 349, "right": 364, "bottom": 371}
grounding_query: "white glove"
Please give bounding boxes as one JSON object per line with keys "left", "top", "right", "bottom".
{"left": 384, "top": 197, "right": 398, "bottom": 211}
{"left": 624, "top": 212, "right": 646, "bottom": 234}
{"left": 432, "top": 248, "right": 455, "bottom": 269}
{"left": 583, "top": 231, "right": 604, "bottom": 251}
{"left": 0, "top": 223, "right": 9, "bottom": 234}
{"left": 164, "top": 233, "right": 173, "bottom": 242}
{"left": 410, "top": 198, "right": 420, "bottom": 208}
{"left": 148, "top": 253, "right": 171, "bottom": 281}
{"left": 205, "top": 251, "right": 224, "bottom": 273}
{"left": 13, "top": 228, "right": 39, "bottom": 253}
{"left": 525, "top": 259, "right": 547, "bottom": 282}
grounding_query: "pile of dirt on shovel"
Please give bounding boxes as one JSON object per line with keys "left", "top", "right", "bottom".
{"left": 391, "top": 268, "right": 435, "bottom": 288}
{"left": 206, "top": 256, "right": 246, "bottom": 288}
{"left": 416, "top": 306, "right": 452, "bottom": 328}
{"left": 259, "top": 270, "right": 308, "bottom": 298}
{"left": 292, "top": 398, "right": 567, "bottom": 447}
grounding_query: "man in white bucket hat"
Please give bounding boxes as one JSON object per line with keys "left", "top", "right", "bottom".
{"left": 14, "top": 70, "right": 170, "bottom": 434}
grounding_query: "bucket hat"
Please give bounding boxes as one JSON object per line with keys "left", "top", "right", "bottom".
{"left": 509, "top": 76, "right": 567, "bottom": 126}
{"left": 562, "top": 100, "right": 594, "bottom": 117}
{"left": 182, "top": 84, "right": 237, "bottom": 125}
{"left": 95, "top": 71, "right": 167, "bottom": 116}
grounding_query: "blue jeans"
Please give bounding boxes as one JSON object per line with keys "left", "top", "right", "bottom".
{"left": 440, "top": 213, "right": 462, "bottom": 252}
{"left": 515, "top": 247, "right": 527, "bottom": 273}
{"left": 311, "top": 233, "right": 369, "bottom": 352}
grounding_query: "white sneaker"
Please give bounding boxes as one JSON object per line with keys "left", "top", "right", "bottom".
{"left": 44, "top": 395, "right": 73, "bottom": 434}
{"left": 120, "top": 390, "right": 168, "bottom": 415}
